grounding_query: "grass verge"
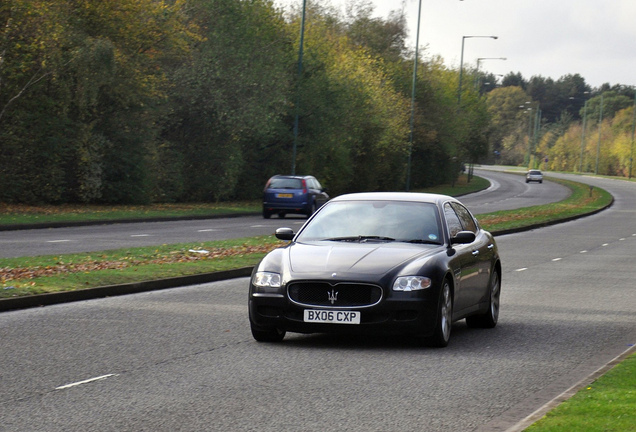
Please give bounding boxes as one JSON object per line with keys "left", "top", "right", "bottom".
{"left": 0, "top": 201, "right": 261, "bottom": 226}
{"left": 1, "top": 236, "right": 282, "bottom": 298}
{"left": 525, "top": 353, "right": 636, "bottom": 431}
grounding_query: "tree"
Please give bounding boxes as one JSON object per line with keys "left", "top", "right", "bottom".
{"left": 162, "top": 0, "right": 294, "bottom": 202}
{"left": 0, "top": 0, "right": 194, "bottom": 203}
{"left": 486, "top": 86, "right": 532, "bottom": 164}
{"left": 344, "top": 1, "right": 408, "bottom": 63}
{"left": 501, "top": 72, "right": 527, "bottom": 90}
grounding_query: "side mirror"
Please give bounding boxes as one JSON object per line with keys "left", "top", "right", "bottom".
{"left": 275, "top": 227, "right": 295, "bottom": 241}
{"left": 450, "top": 231, "right": 476, "bottom": 245}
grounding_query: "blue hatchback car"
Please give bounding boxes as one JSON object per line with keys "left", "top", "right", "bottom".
{"left": 263, "top": 175, "right": 329, "bottom": 218}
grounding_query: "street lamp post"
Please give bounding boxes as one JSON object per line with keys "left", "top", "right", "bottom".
{"left": 476, "top": 57, "right": 507, "bottom": 71}
{"left": 521, "top": 103, "right": 533, "bottom": 165}
{"left": 630, "top": 91, "right": 636, "bottom": 179}
{"left": 521, "top": 101, "right": 541, "bottom": 168}
{"left": 569, "top": 93, "right": 590, "bottom": 172}
{"left": 291, "top": 0, "right": 307, "bottom": 176}
{"left": 475, "top": 57, "right": 506, "bottom": 90}
{"left": 457, "top": 35, "right": 498, "bottom": 107}
{"left": 406, "top": 0, "right": 423, "bottom": 191}
{"left": 456, "top": 36, "right": 497, "bottom": 183}
{"left": 595, "top": 93, "right": 604, "bottom": 175}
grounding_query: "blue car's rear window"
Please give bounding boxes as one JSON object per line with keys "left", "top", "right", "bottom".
{"left": 270, "top": 178, "right": 303, "bottom": 189}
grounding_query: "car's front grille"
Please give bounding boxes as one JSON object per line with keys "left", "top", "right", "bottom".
{"left": 288, "top": 282, "right": 383, "bottom": 308}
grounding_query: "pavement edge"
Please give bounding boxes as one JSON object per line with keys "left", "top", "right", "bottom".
{"left": 0, "top": 266, "right": 254, "bottom": 312}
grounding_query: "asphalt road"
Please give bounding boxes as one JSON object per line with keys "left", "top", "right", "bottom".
{"left": 0, "top": 169, "right": 569, "bottom": 258}
{"left": 0, "top": 170, "right": 634, "bottom": 431}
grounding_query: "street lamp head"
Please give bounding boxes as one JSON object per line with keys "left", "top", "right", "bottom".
{"left": 463, "top": 35, "right": 499, "bottom": 40}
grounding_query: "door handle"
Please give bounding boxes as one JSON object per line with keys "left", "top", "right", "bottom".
{"left": 472, "top": 250, "right": 479, "bottom": 256}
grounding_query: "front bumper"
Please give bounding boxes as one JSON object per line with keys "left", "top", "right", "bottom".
{"left": 249, "top": 290, "right": 440, "bottom": 337}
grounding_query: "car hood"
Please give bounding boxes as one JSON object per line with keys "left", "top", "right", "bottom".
{"left": 288, "top": 242, "right": 440, "bottom": 275}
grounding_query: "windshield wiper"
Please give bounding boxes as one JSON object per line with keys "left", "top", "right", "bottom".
{"left": 325, "top": 235, "right": 396, "bottom": 243}
{"left": 405, "top": 239, "right": 442, "bottom": 245}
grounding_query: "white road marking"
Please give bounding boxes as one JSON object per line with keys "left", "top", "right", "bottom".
{"left": 197, "top": 229, "right": 218, "bottom": 232}
{"left": 515, "top": 268, "right": 528, "bottom": 272}
{"left": 47, "top": 240, "right": 71, "bottom": 243}
{"left": 602, "top": 243, "right": 609, "bottom": 247}
{"left": 552, "top": 258, "right": 562, "bottom": 262}
{"left": 55, "top": 374, "right": 117, "bottom": 390}
{"left": 130, "top": 234, "right": 151, "bottom": 237}
{"left": 580, "top": 250, "right": 587, "bottom": 253}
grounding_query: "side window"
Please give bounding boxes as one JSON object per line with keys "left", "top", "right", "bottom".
{"left": 444, "top": 203, "right": 463, "bottom": 238}
{"left": 451, "top": 203, "right": 477, "bottom": 233}
{"left": 313, "top": 179, "right": 322, "bottom": 190}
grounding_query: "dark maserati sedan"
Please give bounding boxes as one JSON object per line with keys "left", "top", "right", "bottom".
{"left": 248, "top": 192, "right": 501, "bottom": 347}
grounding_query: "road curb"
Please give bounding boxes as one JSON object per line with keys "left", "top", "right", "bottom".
{"left": 489, "top": 195, "right": 613, "bottom": 236}
{"left": 0, "top": 266, "right": 254, "bottom": 313}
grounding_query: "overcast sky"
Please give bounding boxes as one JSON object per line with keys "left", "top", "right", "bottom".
{"left": 274, "top": 0, "right": 636, "bottom": 89}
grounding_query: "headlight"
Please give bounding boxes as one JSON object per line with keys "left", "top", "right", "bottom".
{"left": 253, "top": 271, "right": 282, "bottom": 288}
{"left": 393, "top": 276, "right": 432, "bottom": 291}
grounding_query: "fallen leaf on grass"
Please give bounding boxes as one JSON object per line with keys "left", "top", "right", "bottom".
{"left": 1, "top": 244, "right": 280, "bottom": 282}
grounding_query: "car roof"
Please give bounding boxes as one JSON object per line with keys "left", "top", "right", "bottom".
{"left": 330, "top": 192, "right": 457, "bottom": 206}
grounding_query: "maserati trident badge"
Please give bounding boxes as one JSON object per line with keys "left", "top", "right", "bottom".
{"left": 328, "top": 289, "right": 338, "bottom": 305}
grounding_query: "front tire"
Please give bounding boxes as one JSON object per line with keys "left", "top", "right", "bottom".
{"left": 466, "top": 270, "right": 500, "bottom": 329}
{"left": 250, "top": 323, "right": 286, "bottom": 342}
{"left": 424, "top": 280, "right": 453, "bottom": 348}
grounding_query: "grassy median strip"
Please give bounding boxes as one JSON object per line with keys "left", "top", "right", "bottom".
{"left": 0, "top": 236, "right": 283, "bottom": 298}
{"left": 525, "top": 353, "right": 636, "bottom": 431}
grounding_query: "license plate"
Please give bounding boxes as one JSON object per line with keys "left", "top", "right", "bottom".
{"left": 304, "top": 310, "right": 360, "bottom": 324}
{"left": 276, "top": 193, "right": 293, "bottom": 198}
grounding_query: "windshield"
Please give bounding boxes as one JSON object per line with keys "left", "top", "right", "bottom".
{"left": 269, "top": 178, "right": 302, "bottom": 189}
{"left": 296, "top": 200, "right": 442, "bottom": 244}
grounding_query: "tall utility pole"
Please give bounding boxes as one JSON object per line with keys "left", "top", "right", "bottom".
{"left": 595, "top": 93, "right": 604, "bottom": 175}
{"left": 579, "top": 98, "right": 589, "bottom": 173}
{"left": 630, "top": 91, "right": 636, "bottom": 179}
{"left": 406, "top": 0, "right": 423, "bottom": 192}
{"left": 291, "top": 0, "right": 307, "bottom": 176}
{"left": 457, "top": 35, "right": 498, "bottom": 107}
